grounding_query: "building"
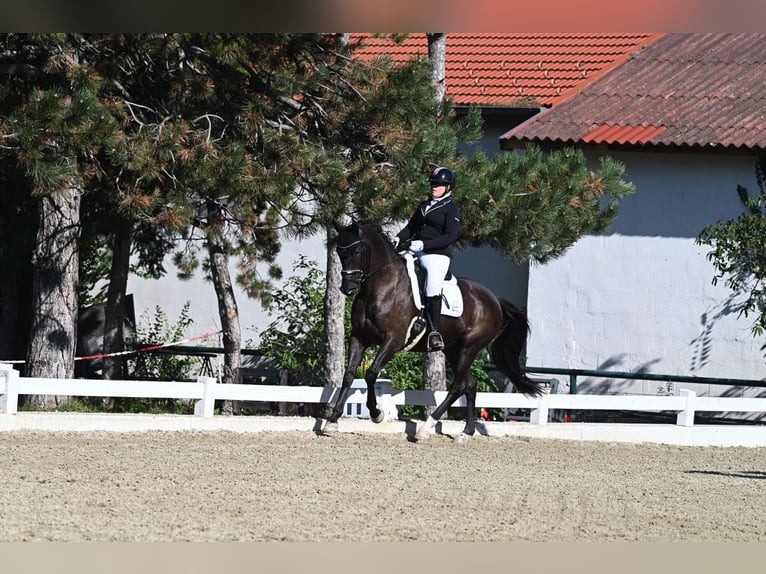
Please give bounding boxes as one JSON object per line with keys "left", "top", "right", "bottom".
{"left": 502, "top": 33, "right": 766, "bottom": 392}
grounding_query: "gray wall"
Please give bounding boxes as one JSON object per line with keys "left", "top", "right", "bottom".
{"left": 526, "top": 150, "right": 765, "bottom": 389}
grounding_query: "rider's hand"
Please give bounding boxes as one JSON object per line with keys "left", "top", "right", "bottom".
{"left": 409, "top": 240, "right": 424, "bottom": 252}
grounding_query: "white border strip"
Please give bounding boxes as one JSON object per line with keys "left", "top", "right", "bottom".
{"left": 2, "top": 412, "right": 765, "bottom": 447}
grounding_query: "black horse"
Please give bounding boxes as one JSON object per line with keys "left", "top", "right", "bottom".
{"left": 325, "top": 220, "right": 543, "bottom": 441}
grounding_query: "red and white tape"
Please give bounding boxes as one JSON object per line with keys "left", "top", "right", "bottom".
{"left": 0, "top": 330, "right": 222, "bottom": 365}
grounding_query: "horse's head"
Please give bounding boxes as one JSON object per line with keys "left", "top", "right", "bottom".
{"left": 333, "top": 220, "right": 367, "bottom": 296}
{"left": 334, "top": 220, "right": 397, "bottom": 296}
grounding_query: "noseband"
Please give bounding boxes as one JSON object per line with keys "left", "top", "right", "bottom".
{"left": 338, "top": 239, "right": 367, "bottom": 284}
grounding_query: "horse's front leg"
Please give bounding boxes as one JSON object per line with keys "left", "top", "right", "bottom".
{"left": 324, "top": 336, "right": 366, "bottom": 432}
{"left": 363, "top": 338, "right": 400, "bottom": 424}
{"left": 457, "top": 370, "right": 478, "bottom": 442}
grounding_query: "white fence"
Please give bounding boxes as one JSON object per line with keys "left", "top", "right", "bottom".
{"left": 4, "top": 362, "right": 766, "bottom": 428}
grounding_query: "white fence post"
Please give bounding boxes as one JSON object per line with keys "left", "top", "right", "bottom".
{"left": 0, "top": 363, "right": 20, "bottom": 415}
{"left": 676, "top": 389, "right": 696, "bottom": 427}
{"left": 529, "top": 397, "right": 549, "bottom": 425}
{"left": 194, "top": 376, "right": 217, "bottom": 417}
{"left": 375, "top": 379, "right": 395, "bottom": 422}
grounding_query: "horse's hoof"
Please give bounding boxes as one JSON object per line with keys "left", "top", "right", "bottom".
{"left": 323, "top": 421, "right": 339, "bottom": 434}
{"left": 415, "top": 416, "right": 436, "bottom": 441}
{"left": 370, "top": 409, "right": 385, "bottom": 424}
{"left": 454, "top": 432, "right": 472, "bottom": 444}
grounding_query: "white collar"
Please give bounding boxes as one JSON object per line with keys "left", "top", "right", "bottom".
{"left": 429, "top": 191, "right": 451, "bottom": 203}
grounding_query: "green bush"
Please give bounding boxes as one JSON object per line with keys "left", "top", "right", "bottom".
{"left": 259, "top": 256, "right": 327, "bottom": 385}
{"left": 117, "top": 301, "right": 199, "bottom": 414}
{"left": 380, "top": 351, "right": 424, "bottom": 418}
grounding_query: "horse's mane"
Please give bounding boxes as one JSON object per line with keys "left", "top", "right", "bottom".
{"left": 356, "top": 220, "right": 384, "bottom": 236}
{"left": 356, "top": 221, "right": 397, "bottom": 255}
{"left": 332, "top": 219, "right": 395, "bottom": 253}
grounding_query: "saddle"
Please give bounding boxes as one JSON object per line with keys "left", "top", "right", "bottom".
{"left": 399, "top": 253, "right": 464, "bottom": 351}
{"left": 401, "top": 253, "right": 464, "bottom": 317}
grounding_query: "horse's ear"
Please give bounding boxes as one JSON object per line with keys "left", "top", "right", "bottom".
{"left": 332, "top": 219, "right": 345, "bottom": 233}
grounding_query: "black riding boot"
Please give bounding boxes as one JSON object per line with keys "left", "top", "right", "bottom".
{"left": 426, "top": 295, "right": 444, "bottom": 351}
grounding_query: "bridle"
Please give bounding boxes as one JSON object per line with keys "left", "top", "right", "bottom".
{"left": 337, "top": 236, "right": 397, "bottom": 286}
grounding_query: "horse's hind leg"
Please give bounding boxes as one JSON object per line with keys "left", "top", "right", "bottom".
{"left": 414, "top": 351, "right": 467, "bottom": 441}
{"left": 415, "top": 346, "right": 482, "bottom": 442}
{"left": 452, "top": 346, "right": 483, "bottom": 440}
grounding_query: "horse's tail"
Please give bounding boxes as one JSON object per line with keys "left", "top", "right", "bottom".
{"left": 488, "top": 298, "right": 545, "bottom": 397}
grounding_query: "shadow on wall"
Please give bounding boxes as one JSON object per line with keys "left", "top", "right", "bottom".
{"left": 576, "top": 353, "right": 766, "bottom": 404}
{"left": 690, "top": 290, "right": 748, "bottom": 374}
{"left": 576, "top": 355, "right": 663, "bottom": 395}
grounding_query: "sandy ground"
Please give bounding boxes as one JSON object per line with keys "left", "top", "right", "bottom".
{"left": 0, "top": 429, "right": 764, "bottom": 542}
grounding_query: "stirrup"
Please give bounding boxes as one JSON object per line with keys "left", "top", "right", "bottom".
{"left": 427, "top": 331, "right": 444, "bottom": 351}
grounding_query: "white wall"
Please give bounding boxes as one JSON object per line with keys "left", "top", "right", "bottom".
{"left": 127, "top": 234, "right": 329, "bottom": 347}
{"left": 526, "top": 151, "right": 766, "bottom": 383}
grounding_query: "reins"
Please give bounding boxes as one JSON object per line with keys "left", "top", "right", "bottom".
{"left": 362, "top": 257, "right": 397, "bottom": 282}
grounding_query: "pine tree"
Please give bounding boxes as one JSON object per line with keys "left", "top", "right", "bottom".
{"left": 0, "top": 34, "right": 121, "bottom": 406}
{"left": 456, "top": 145, "right": 634, "bottom": 260}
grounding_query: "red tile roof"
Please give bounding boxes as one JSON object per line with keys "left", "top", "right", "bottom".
{"left": 582, "top": 123, "right": 667, "bottom": 145}
{"left": 350, "top": 33, "right": 661, "bottom": 108}
{"left": 501, "top": 33, "right": 766, "bottom": 151}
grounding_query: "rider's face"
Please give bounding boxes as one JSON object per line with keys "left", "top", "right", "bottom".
{"left": 430, "top": 183, "right": 448, "bottom": 198}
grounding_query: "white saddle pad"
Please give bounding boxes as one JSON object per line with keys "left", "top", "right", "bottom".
{"left": 402, "top": 253, "right": 464, "bottom": 318}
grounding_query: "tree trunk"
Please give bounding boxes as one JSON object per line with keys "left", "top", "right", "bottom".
{"left": 323, "top": 225, "right": 345, "bottom": 388}
{"left": 427, "top": 33, "right": 447, "bottom": 113}
{"left": 423, "top": 33, "right": 449, "bottom": 417}
{"left": 207, "top": 225, "right": 241, "bottom": 416}
{"left": 102, "top": 223, "right": 132, "bottom": 382}
{"left": 25, "top": 177, "right": 82, "bottom": 408}
{"left": 324, "top": 33, "right": 351, "bottom": 393}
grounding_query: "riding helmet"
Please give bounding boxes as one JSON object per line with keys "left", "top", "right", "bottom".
{"left": 430, "top": 167, "right": 456, "bottom": 188}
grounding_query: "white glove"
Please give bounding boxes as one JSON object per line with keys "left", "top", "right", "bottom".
{"left": 409, "top": 240, "right": 424, "bottom": 252}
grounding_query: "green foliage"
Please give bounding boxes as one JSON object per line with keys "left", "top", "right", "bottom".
{"left": 380, "top": 352, "right": 424, "bottom": 418}
{"left": 117, "top": 302, "right": 198, "bottom": 414}
{"left": 471, "top": 349, "right": 503, "bottom": 393}
{"left": 78, "top": 241, "right": 112, "bottom": 308}
{"left": 259, "top": 256, "right": 327, "bottom": 385}
{"left": 128, "top": 302, "right": 198, "bottom": 380}
{"left": 55, "top": 398, "right": 103, "bottom": 413}
{"left": 456, "top": 145, "right": 636, "bottom": 263}
{"left": 697, "top": 155, "right": 766, "bottom": 340}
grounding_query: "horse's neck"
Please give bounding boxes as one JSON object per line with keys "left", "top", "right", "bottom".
{"left": 365, "top": 248, "right": 408, "bottom": 289}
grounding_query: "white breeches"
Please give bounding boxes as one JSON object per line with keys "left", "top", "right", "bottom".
{"left": 417, "top": 253, "right": 451, "bottom": 297}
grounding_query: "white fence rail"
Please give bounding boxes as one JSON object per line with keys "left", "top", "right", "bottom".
{"left": 4, "top": 363, "right": 766, "bottom": 427}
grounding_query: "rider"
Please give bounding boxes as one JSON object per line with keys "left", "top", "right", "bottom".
{"left": 395, "top": 166, "right": 461, "bottom": 351}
